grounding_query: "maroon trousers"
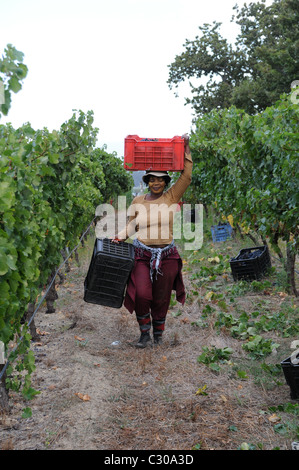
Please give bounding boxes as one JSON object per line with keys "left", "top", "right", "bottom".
{"left": 124, "top": 247, "right": 186, "bottom": 336}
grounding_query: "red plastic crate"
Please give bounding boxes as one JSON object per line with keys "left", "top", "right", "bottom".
{"left": 124, "top": 135, "right": 185, "bottom": 171}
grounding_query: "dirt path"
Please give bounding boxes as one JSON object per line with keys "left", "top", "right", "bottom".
{"left": 0, "top": 236, "right": 297, "bottom": 451}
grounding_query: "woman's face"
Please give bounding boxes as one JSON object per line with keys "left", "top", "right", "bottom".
{"left": 148, "top": 176, "right": 166, "bottom": 196}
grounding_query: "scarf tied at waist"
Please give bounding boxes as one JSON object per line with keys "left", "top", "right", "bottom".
{"left": 133, "top": 238, "right": 175, "bottom": 282}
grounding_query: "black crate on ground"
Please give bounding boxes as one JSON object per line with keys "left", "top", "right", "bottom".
{"left": 230, "top": 245, "right": 271, "bottom": 281}
{"left": 84, "top": 238, "right": 135, "bottom": 308}
{"left": 281, "top": 354, "right": 299, "bottom": 400}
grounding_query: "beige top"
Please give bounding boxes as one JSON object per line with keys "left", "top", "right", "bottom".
{"left": 117, "top": 153, "right": 193, "bottom": 246}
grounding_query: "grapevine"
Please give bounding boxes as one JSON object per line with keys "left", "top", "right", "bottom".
{"left": 188, "top": 93, "right": 298, "bottom": 295}
{"left": 0, "top": 109, "right": 133, "bottom": 407}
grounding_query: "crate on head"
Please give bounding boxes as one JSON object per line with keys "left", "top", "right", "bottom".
{"left": 124, "top": 135, "right": 185, "bottom": 171}
{"left": 84, "top": 238, "right": 135, "bottom": 308}
{"left": 211, "top": 223, "right": 233, "bottom": 242}
{"left": 230, "top": 245, "right": 271, "bottom": 281}
{"left": 281, "top": 354, "right": 299, "bottom": 400}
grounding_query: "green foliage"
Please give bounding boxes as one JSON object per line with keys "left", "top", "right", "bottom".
{"left": 242, "top": 335, "right": 280, "bottom": 360}
{"left": 0, "top": 43, "right": 133, "bottom": 402}
{"left": 269, "top": 403, "right": 299, "bottom": 416}
{"left": 189, "top": 93, "right": 298, "bottom": 293}
{"left": 93, "top": 147, "right": 133, "bottom": 202}
{"left": 197, "top": 345, "right": 233, "bottom": 372}
{"left": 215, "top": 306, "right": 299, "bottom": 340}
{"left": 0, "top": 44, "right": 28, "bottom": 117}
{"left": 0, "top": 107, "right": 132, "bottom": 399}
{"left": 167, "top": 0, "right": 299, "bottom": 114}
{"left": 268, "top": 403, "right": 299, "bottom": 440}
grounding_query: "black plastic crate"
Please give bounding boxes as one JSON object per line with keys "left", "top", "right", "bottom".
{"left": 230, "top": 245, "right": 271, "bottom": 281}
{"left": 281, "top": 354, "right": 299, "bottom": 400}
{"left": 84, "top": 238, "right": 135, "bottom": 308}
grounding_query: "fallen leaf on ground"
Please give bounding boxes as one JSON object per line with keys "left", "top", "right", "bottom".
{"left": 74, "top": 336, "right": 85, "bottom": 341}
{"left": 195, "top": 384, "right": 208, "bottom": 396}
{"left": 268, "top": 413, "right": 280, "bottom": 423}
{"left": 180, "top": 317, "right": 190, "bottom": 324}
{"left": 36, "top": 329, "right": 50, "bottom": 336}
{"left": 205, "top": 291, "right": 214, "bottom": 301}
{"left": 75, "top": 393, "right": 90, "bottom": 401}
{"left": 278, "top": 292, "right": 287, "bottom": 298}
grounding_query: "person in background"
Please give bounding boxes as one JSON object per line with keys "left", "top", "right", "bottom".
{"left": 113, "top": 134, "right": 192, "bottom": 347}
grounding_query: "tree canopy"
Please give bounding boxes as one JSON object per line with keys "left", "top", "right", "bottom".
{"left": 167, "top": 0, "right": 299, "bottom": 115}
{"left": 0, "top": 44, "right": 28, "bottom": 118}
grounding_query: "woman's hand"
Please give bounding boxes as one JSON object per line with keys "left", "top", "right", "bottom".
{"left": 182, "top": 133, "right": 190, "bottom": 154}
{"left": 110, "top": 237, "right": 124, "bottom": 244}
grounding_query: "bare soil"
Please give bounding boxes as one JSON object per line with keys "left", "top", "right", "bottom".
{"left": 0, "top": 235, "right": 298, "bottom": 451}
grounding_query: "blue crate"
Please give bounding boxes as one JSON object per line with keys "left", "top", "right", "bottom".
{"left": 211, "top": 223, "right": 232, "bottom": 242}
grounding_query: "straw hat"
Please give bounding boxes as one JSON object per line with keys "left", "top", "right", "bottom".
{"left": 142, "top": 170, "right": 171, "bottom": 183}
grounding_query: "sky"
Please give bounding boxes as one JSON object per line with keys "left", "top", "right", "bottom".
{"left": 0, "top": 0, "right": 272, "bottom": 158}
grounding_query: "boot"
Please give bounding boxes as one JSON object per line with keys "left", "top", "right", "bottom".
{"left": 136, "top": 331, "right": 152, "bottom": 348}
{"left": 153, "top": 333, "right": 163, "bottom": 346}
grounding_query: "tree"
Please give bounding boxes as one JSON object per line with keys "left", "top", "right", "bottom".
{"left": 167, "top": 0, "right": 299, "bottom": 115}
{"left": 0, "top": 44, "right": 28, "bottom": 118}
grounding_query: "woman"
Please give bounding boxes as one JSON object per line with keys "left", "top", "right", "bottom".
{"left": 114, "top": 134, "right": 192, "bottom": 348}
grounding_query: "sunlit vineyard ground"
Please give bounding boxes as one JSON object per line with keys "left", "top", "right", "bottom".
{"left": 0, "top": 214, "right": 298, "bottom": 451}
